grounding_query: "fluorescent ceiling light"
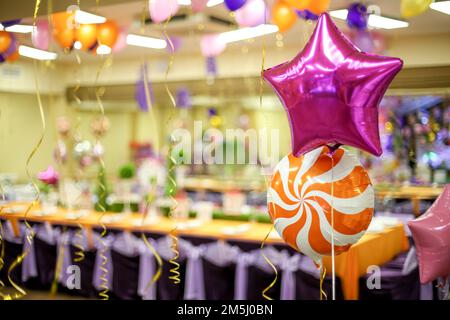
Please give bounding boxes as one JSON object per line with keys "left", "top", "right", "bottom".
{"left": 3, "top": 24, "right": 35, "bottom": 33}
{"left": 329, "top": 9, "right": 349, "bottom": 20}
{"left": 177, "top": 0, "right": 192, "bottom": 5}
{"left": 74, "top": 10, "right": 107, "bottom": 24}
{"left": 207, "top": 0, "right": 224, "bottom": 7}
{"left": 18, "top": 45, "right": 57, "bottom": 60}
{"left": 368, "top": 14, "right": 409, "bottom": 29}
{"left": 430, "top": 1, "right": 450, "bottom": 15}
{"left": 329, "top": 9, "right": 409, "bottom": 29}
{"left": 96, "top": 44, "right": 111, "bottom": 55}
{"left": 126, "top": 34, "right": 167, "bottom": 49}
{"left": 219, "top": 24, "right": 279, "bottom": 44}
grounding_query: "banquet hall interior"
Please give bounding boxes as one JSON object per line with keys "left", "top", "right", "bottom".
{"left": 0, "top": 0, "right": 449, "bottom": 301}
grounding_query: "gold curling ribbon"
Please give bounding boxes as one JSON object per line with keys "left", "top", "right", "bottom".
{"left": 161, "top": 5, "right": 181, "bottom": 285}
{"left": 260, "top": 224, "right": 277, "bottom": 300}
{"left": 168, "top": 227, "right": 181, "bottom": 284}
{"left": 73, "top": 224, "right": 85, "bottom": 263}
{"left": 50, "top": 226, "right": 67, "bottom": 296}
{"left": 141, "top": 234, "right": 163, "bottom": 292}
{"left": 258, "top": 9, "right": 279, "bottom": 301}
{"left": 4, "top": 0, "right": 44, "bottom": 300}
{"left": 319, "top": 263, "right": 328, "bottom": 300}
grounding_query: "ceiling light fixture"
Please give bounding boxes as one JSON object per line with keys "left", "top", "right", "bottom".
{"left": 329, "top": 9, "right": 409, "bottom": 29}
{"left": 207, "top": 0, "right": 224, "bottom": 7}
{"left": 74, "top": 10, "right": 107, "bottom": 24}
{"left": 18, "top": 45, "right": 58, "bottom": 60}
{"left": 219, "top": 24, "right": 279, "bottom": 44}
{"left": 126, "top": 34, "right": 167, "bottom": 49}
{"left": 430, "top": 0, "right": 450, "bottom": 15}
{"left": 177, "top": 0, "right": 192, "bottom": 5}
{"left": 1, "top": 24, "right": 35, "bottom": 33}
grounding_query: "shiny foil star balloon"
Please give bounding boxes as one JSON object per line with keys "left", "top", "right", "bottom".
{"left": 408, "top": 184, "right": 450, "bottom": 284}
{"left": 263, "top": 13, "right": 403, "bottom": 157}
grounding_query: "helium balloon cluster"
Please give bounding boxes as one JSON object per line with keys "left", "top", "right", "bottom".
{"left": 49, "top": 10, "right": 121, "bottom": 53}
{"left": 263, "top": 13, "right": 403, "bottom": 265}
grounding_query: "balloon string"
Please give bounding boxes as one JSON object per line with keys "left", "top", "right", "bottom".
{"left": 258, "top": 4, "right": 278, "bottom": 301}
{"left": 329, "top": 154, "right": 336, "bottom": 300}
{"left": 94, "top": 41, "right": 112, "bottom": 301}
{"left": 141, "top": 234, "right": 163, "bottom": 292}
{"left": 4, "top": 0, "right": 44, "bottom": 300}
{"left": 161, "top": 5, "right": 180, "bottom": 285}
{"left": 73, "top": 224, "right": 85, "bottom": 262}
{"left": 260, "top": 225, "right": 277, "bottom": 300}
{"left": 168, "top": 227, "right": 181, "bottom": 284}
{"left": 50, "top": 226, "right": 67, "bottom": 296}
{"left": 319, "top": 262, "right": 327, "bottom": 300}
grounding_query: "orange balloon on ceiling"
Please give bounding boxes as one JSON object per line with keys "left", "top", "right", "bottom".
{"left": 272, "top": 1, "right": 298, "bottom": 32}
{"left": 284, "top": 0, "right": 311, "bottom": 10}
{"left": 97, "top": 21, "right": 119, "bottom": 47}
{"left": 54, "top": 28, "right": 75, "bottom": 49}
{"left": 307, "top": 0, "right": 330, "bottom": 15}
{"left": 0, "top": 31, "right": 12, "bottom": 53}
{"left": 75, "top": 24, "right": 98, "bottom": 50}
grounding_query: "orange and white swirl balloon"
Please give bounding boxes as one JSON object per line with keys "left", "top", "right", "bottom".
{"left": 268, "top": 146, "right": 374, "bottom": 263}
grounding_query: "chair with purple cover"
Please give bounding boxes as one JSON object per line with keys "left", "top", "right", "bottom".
{"left": 154, "top": 235, "right": 188, "bottom": 300}
{"left": 104, "top": 232, "right": 157, "bottom": 300}
{"left": 0, "top": 220, "right": 25, "bottom": 286}
{"left": 358, "top": 246, "right": 421, "bottom": 300}
{"left": 281, "top": 254, "right": 344, "bottom": 300}
{"left": 184, "top": 240, "right": 239, "bottom": 300}
{"left": 234, "top": 246, "right": 287, "bottom": 300}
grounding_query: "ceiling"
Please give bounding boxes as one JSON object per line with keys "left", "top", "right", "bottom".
{"left": 2, "top": 0, "right": 450, "bottom": 63}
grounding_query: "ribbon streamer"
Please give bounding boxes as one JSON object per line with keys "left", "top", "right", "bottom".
{"left": 50, "top": 226, "right": 67, "bottom": 296}
{"left": 260, "top": 224, "right": 278, "bottom": 300}
{"left": 73, "top": 224, "right": 85, "bottom": 262}
{"left": 5, "top": 0, "right": 44, "bottom": 300}
{"left": 161, "top": 4, "right": 181, "bottom": 285}
{"left": 319, "top": 263, "right": 328, "bottom": 300}
{"left": 141, "top": 234, "right": 163, "bottom": 292}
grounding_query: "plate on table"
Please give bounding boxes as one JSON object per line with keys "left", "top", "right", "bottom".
{"left": 3, "top": 205, "right": 28, "bottom": 214}
{"left": 220, "top": 223, "right": 251, "bottom": 236}
{"left": 177, "top": 219, "right": 204, "bottom": 230}
{"left": 65, "top": 210, "right": 90, "bottom": 220}
{"left": 32, "top": 207, "right": 58, "bottom": 216}
{"left": 132, "top": 216, "right": 160, "bottom": 227}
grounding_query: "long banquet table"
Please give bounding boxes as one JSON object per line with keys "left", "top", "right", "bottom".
{"left": 0, "top": 202, "right": 409, "bottom": 300}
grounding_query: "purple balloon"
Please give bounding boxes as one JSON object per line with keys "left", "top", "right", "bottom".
{"left": 0, "top": 54, "right": 5, "bottom": 63}
{"left": 347, "top": 3, "right": 368, "bottom": 30}
{"left": 166, "top": 35, "right": 182, "bottom": 53}
{"left": 224, "top": 0, "right": 247, "bottom": 11}
{"left": 176, "top": 87, "right": 192, "bottom": 109}
{"left": 296, "top": 9, "right": 319, "bottom": 21}
{"left": 135, "top": 64, "right": 155, "bottom": 112}
{"left": 263, "top": 13, "right": 403, "bottom": 157}
{"left": 1, "top": 19, "right": 21, "bottom": 28}
{"left": 206, "top": 56, "right": 217, "bottom": 77}
{"left": 208, "top": 108, "right": 217, "bottom": 117}
{"left": 353, "top": 30, "right": 374, "bottom": 52}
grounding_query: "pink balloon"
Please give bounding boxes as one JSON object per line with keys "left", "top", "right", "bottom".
{"left": 32, "top": 20, "right": 50, "bottom": 50}
{"left": 408, "top": 184, "right": 450, "bottom": 284}
{"left": 234, "top": 0, "right": 267, "bottom": 27}
{"left": 191, "top": 0, "right": 208, "bottom": 12}
{"left": 149, "top": 0, "right": 179, "bottom": 24}
{"left": 263, "top": 13, "right": 403, "bottom": 157}
{"left": 112, "top": 28, "right": 127, "bottom": 53}
{"left": 200, "top": 34, "right": 226, "bottom": 57}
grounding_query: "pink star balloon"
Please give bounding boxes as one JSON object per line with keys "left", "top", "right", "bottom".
{"left": 408, "top": 184, "right": 450, "bottom": 284}
{"left": 263, "top": 13, "right": 403, "bottom": 157}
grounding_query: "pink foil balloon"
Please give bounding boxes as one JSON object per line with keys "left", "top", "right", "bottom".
{"left": 32, "top": 20, "right": 50, "bottom": 50}
{"left": 200, "top": 34, "right": 226, "bottom": 57}
{"left": 112, "top": 28, "right": 127, "bottom": 53}
{"left": 191, "top": 0, "right": 208, "bottom": 12}
{"left": 263, "top": 13, "right": 403, "bottom": 157}
{"left": 149, "top": 0, "right": 179, "bottom": 24}
{"left": 408, "top": 184, "right": 450, "bottom": 284}
{"left": 235, "top": 0, "right": 267, "bottom": 27}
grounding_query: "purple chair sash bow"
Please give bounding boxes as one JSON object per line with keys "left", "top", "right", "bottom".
{"left": 280, "top": 253, "right": 302, "bottom": 300}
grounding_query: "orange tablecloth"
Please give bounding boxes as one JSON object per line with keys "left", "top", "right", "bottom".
{"left": 323, "top": 224, "right": 409, "bottom": 300}
{"left": 0, "top": 203, "right": 409, "bottom": 300}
